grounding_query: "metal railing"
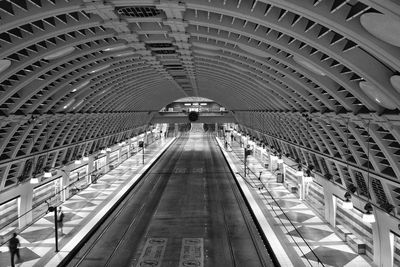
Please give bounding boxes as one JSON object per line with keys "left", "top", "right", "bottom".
{"left": 222, "top": 138, "right": 325, "bottom": 267}
{"left": 0, "top": 136, "right": 165, "bottom": 247}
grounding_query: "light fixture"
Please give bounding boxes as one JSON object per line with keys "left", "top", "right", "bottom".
{"left": 71, "top": 79, "right": 90, "bottom": 92}
{"left": 74, "top": 159, "right": 82, "bottom": 164}
{"left": 44, "top": 47, "right": 75, "bottom": 60}
{"left": 0, "top": 59, "right": 12, "bottom": 74}
{"left": 90, "top": 64, "right": 111, "bottom": 74}
{"left": 277, "top": 155, "right": 284, "bottom": 164}
{"left": 100, "top": 148, "right": 106, "bottom": 154}
{"left": 342, "top": 192, "right": 353, "bottom": 210}
{"left": 106, "top": 147, "right": 112, "bottom": 152}
{"left": 102, "top": 44, "right": 128, "bottom": 51}
{"left": 83, "top": 155, "right": 89, "bottom": 161}
{"left": 362, "top": 203, "right": 375, "bottom": 223}
{"left": 293, "top": 55, "right": 326, "bottom": 76}
{"left": 30, "top": 177, "right": 40, "bottom": 184}
{"left": 114, "top": 51, "right": 136, "bottom": 57}
{"left": 43, "top": 164, "right": 52, "bottom": 178}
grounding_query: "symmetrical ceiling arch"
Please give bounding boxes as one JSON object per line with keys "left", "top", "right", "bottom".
{"left": 1, "top": 0, "right": 400, "bottom": 216}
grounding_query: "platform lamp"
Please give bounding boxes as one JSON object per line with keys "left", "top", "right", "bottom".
{"left": 362, "top": 120, "right": 375, "bottom": 223}
{"left": 342, "top": 192, "right": 353, "bottom": 210}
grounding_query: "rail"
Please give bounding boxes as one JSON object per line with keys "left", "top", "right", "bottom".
{"left": 222, "top": 137, "right": 325, "bottom": 267}
{"left": 0, "top": 136, "right": 164, "bottom": 248}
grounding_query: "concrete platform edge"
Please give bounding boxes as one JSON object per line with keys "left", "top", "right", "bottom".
{"left": 45, "top": 137, "right": 177, "bottom": 267}
{"left": 215, "top": 137, "right": 294, "bottom": 267}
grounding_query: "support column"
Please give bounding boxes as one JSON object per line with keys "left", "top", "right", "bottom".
{"left": 127, "top": 139, "right": 132, "bottom": 158}
{"left": 18, "top": 183, "right": 33, "bottom": 228}
{"left": 296, "top": 172, "right": 305, "bottom": 200}
{"left": 372, "top": 208, "right": 395, "bottom": 267}
{"left": 87, "top": 156, "right": 94, "bottom": 184}
{"left": 60, "top": 167, "right": 70, "bottom": 201}
{"left": 321, "top": 179, "right": 336, "bottom": 227}
{"left": 104, "top": 152, "right": 110, "bottom": 173}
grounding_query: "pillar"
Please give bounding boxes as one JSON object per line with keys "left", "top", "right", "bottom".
{"left": 372, "top": 208, "right": 395, "bottom": 267}
{"left": 321, "top": 179, "right": 336, "bottom": 227}
{"left": 87, "top": 156, "right": 94, "bottom": 183}
{"left": 296, "top": 172, "right": 305, "bottom": 200}
{"left": 60, "top": 166, "right": 70, "bottom": 201}
{"left": 127, "top": 139, "right": 132, "bottom": 158}
{"left": 104, "top": 151, "right": 110, "bottom": 173}
{"left": 18, "top": 183, "right": 33, "bottom": 228}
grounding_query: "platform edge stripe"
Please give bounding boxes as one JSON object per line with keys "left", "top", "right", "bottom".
{"left": 216, "top": 138, "right": 295, "bottom": 267}
{"left": 44, "top": 138, "right": 177, "bottom": 267}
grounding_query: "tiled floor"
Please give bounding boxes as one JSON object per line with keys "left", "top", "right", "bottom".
{"left": 0, "top": 136, "right": 375, "bottom": 267}
{"left": 222, "top": 139, "right": 373, "bottom": 267}
{"left": 0, "top": 137, "right": 174, "bottom": 267}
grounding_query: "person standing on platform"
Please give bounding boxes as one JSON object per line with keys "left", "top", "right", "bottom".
{"left": 57, "top": 207, "right": 65, "bottom": 235}
{"left": 8, "top": 232, "right": 20, "bottom": 267}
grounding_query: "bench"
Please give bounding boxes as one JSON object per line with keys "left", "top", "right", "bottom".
{"left": 284, "top": 181, "right": 298, "bottom": 193}
{"left": 336, "top": 225, "right": 352, "bottom": 242}
{"left": 347, "top": 234, "right": 366, "bottom": 254}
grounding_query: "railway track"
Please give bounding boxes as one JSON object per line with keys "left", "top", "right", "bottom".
{"left": 62, "top": 134, "right": 277, "bottom": 267}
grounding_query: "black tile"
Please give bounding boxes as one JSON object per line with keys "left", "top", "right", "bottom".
{"left": 287, "top": 226, "right": 333, "bottom": 241}
{"left": 270, "top": 199, "right": 301, "bottom": 208}
{"left": 0, "top": 247, "right": 40, "bottom": 266}
{"left": 44, "top": 212, "right": 82, "bottom": 223}
{"left": 275, "top": 211, "right": 314, "bottom": 223}
{"left": 303, "top": 246, "right": 358, "bottom": 267}
{"left": 63, "top": 201, "right": 96, "bottom": 210}
{"left": 20, "top": 227, "right": 55, "bottom": 243}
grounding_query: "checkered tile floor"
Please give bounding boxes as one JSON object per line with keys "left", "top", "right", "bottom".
{"left": 0, "top": 138, "right": 172, "bottom": 267}
{"left": 223, "top": 139, "right": 373, "bottom": 267}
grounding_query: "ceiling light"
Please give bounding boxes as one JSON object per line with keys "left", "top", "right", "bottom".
{"left": 83, "top": 156, "right": 89, "bottom": 161}
{"left": 44, "top": 47, "right": 75, "bottom": 60}
{"left": 106, "top": 147, "right": 112, "bottom": 152}
{"left": 90, "top": 64, "right": 111, "bottom": 74}
{"left": 100, "top": 148, "right": 106, "bottom": 154}
{"left": 71, "top": 80, "right": 90, "bottom": 92}
{"left": 63, "top": 98, "right": 76, "bottom": 110}
{"left": 192, "top": 42, "right": 220, "bottom": 50}
{"left": 360, "top": 13, "right": 400, "bottom": 47}
{"left": 359, "top": 81, "right": 397, "bottom": 109}
{"left": 0, "top": 59, "right": 12, "bottom": 74}
{"left": 114, "top": 51, "right": 136, "bottom": 57}
{"left": 293, "top": 55, "right": 326, "bottom": 76}
{"left": 238, "top": 44, "right": 266, "bottom": 57}
{"left": 390, "top": 75, "right": 400, "bottom": 93}
{"left": 74, "top": 159, "right": 81, "bottom": 164}
{"left": 193, "top": 49, "right": 218, "bottom": 56}
{"left": 103, "top": 45, "right": 128, "bottom": 51}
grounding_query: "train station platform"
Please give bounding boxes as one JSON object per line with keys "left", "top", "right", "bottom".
{"left": 0, "top": 137, "right": 175, "bottom": 267}
{"left": 217, "top": 136, "right": 374, "bottom": 267}
{"left": 0, "top": 133, "right": 374, "bottom": 267}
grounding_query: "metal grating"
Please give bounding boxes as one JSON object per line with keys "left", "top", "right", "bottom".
{"left": 115, "top": 6, "right": 161, "bottom": 18}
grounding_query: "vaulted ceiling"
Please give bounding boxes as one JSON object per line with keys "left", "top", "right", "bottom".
{"left": 1, "top": 0, "right": 400, "bottom": 214}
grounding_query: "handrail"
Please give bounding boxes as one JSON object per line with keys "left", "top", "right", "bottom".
{"left": 0, "top": 137, "right": 164, "bottom": 247}
{"left": 222, "top": 138, "right": 325, "bottom": 267}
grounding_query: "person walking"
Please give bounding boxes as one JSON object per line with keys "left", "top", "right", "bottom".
{"left": 8, "top": 233, "right": 20, "bottom": 267}
{"left": 57, "top": 207, "right": 64, "bottom": 235}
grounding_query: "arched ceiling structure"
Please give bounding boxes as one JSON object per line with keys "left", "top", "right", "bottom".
{"left": 1, "top": 0, "right": 400, "bottom": 214}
